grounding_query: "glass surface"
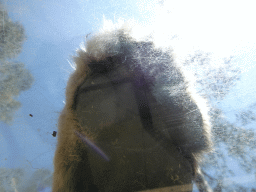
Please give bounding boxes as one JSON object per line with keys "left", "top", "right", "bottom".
{"left": 0, "top": 0, "right": 256, "bottom": 191}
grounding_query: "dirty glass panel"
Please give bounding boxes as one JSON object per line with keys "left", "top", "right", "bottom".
{"left": 0, "top": 0, "right": 255, "bottom": 191}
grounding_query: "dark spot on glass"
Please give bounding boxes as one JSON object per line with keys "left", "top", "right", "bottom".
{"left": 52, "top": 131, "right": 57, "bottom": 137}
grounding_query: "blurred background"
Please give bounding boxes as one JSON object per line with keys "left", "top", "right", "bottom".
{"left": 0, "top": 0, "right": 255, "bottom": 191}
